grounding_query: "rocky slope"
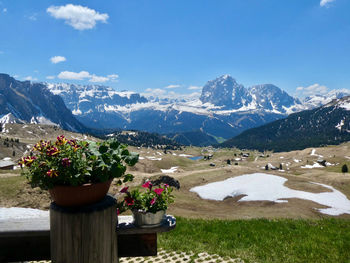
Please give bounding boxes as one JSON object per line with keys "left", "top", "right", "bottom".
{"left": 0, "top": 74, "right": 86, "bottom": 132}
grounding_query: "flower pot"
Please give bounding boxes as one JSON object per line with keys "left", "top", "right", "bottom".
{"left": 132, "top": 210, "right": 166, "bottom": 228}
{"left": 49, "top": 179, "right": 113, "bottom": 207}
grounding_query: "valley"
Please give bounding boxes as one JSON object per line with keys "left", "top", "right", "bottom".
{"left": 1, "top": 123, "right": 350, "bottom": 220}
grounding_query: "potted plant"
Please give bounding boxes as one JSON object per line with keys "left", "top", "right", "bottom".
{"left": 120, "top": 181, "right": 174, "bottom": 227}
{"left": 19, "top": 135, "right": 138, "bottom": 206}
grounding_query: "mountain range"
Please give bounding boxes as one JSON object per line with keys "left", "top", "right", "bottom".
{"left": 45, "top": 75, "right": 312, "bottom": 141}
{"left": 1, "top": 73, "right": 349, "bottom": 148}
{"left": 220, "top": 96, "right": 350, "bottom": 152}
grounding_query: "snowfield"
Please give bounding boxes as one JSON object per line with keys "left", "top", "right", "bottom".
{"left": 0, "top": 207, "right": 48, "bottom": 220}
{"left": 190, "top": 173, "right": 350, "bottom": 216}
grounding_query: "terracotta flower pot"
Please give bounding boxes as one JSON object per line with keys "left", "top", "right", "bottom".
{"left": 49, "top": 179, "right": 113, "bottom": 207}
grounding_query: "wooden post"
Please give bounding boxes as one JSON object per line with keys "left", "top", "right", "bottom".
{"left": 50, "top": 195, "right": 118, "bottom": 263}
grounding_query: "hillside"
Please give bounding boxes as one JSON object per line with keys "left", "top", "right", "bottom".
{"left": 166, "top": 130, "right": 218, "bottom": 146}
{"left": 105, "top": 130, "right": 182, "bottom": 149}
{"left": 220, "top": 96, "right": 350, "bottom": 152}
{"left": 0, "top": 74, "right": 86, "bottom": 132}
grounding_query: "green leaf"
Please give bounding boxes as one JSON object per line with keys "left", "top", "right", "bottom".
{"left": 110, "top": 140, "right": 120, "bottom": 150}
{"left": 123, "top": 174, "right": 134, "bottom": 182}
{"left": 99, "top": 145, "right": 108, "bottom": 154}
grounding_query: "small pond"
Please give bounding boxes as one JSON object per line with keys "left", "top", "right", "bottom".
{"left": 188, "top": 156, "right": 204, "bottom": 161}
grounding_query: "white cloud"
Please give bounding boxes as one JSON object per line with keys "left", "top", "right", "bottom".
{"left": 57, "top": 70, "right": 118, "bottom": 83}
{"left": 24, "top": 76, "right": 38, "bottom": 81}
{"left": 58, "top": 71, "right": 90, "bottom": 80}
{"left": 50, "top": 56, "right": 66, "bottom": 64}
{"left": 46, "top": 76, "right": 55, "bottom": 80}
{"left": 47, "top": 4, "right": 109, "bottom": 30}
{"left": 188, "top": 86, "right": 202, "bottom": 90}
{"left": 164, "top": 84, "right": 181, "bottom": 89}
{"left": 3, "top": 8, "right": 7, "bottom": 13}
{"left": 296, "top": 84, "right": 328, "bottom": 97}
{"left": 107, "top": 74, "right": 119, "bottom": 81}
{"left": 89, "top": 74, "right": 109, "bottom": 83}
{"left": 320, "top": 0, "right": 336, "bottom": 7}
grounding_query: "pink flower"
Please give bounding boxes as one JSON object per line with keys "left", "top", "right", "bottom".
{"left": 150, "top": 197, "right": 157, "bottom": 206}
{"left": 124, "top": 197, "right": 134, "bottom": 206}
{"left": 154, "top": 188, "right": 164, "bottom": 195}
{"left": 120, "top": 186, "right": 129, "bottom": 193}
{"left": 142, "top": 181, "right": 152, "bottom": 189}
{"left": 164, "top": 184, "right": 169, "bottom": 188}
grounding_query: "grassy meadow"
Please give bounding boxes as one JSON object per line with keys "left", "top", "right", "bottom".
{"left": 159, "top": 217, "right": 350, "bottom": 263}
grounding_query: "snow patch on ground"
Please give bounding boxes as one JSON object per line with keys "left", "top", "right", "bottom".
{"left": 190, "top": 173, "right": 350, "bottom": 216}
{"left": 0, "top": 207, "right": 49, "bottom": 220}
{"left": 161, "top": 167, "right": 178, "bottom": 173}
{"left": 310, "top": 149, "right": 323, "bottom": 158}
{"left": 179, "top": 154, "right": 192, "bottom": 157}
{"left": 146, "top": 156, "right": 162, "bottom": 161}
{"left": 301, "top": 162, "right": 325, "bottom": 169}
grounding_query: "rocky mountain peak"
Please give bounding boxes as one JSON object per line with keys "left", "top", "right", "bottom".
{"left": 200, "top": 75, "right": 248, "bottom": 108}
{"left": 249, "top": 84, "right": 301, "bottom": 112}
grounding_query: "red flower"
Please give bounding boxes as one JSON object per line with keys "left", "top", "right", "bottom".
{"left": 47, "top": 169, "right": 58, "bottom": 178}
{"left": 124, "top": 197, "right": 134, "bottom": 206}
{"left": 68, "top": 139, "right": 77, "bottom": 146}
{"left": 117, "top": 208, "right": 120, "bottom": 215}
{"left": 150, "top": 197, "right": 157, "bottom": 206}
{"left": 56, "top": 135, "right": 67, "bottom": 145}
{"left": 164, "top": 184, "right": 169, "bottom": 188}
{"left": 47, "top": 146, "right": 59, "bottom": 156}
{"left": 61, "top": 158, "right": 71, "bottom": 167}
{"left": 120, "top": 186, "right": 129, "bottom": 193}
{"left": 154, "top": 188, "right": 164, "bottom": 195}
{"left": 142, "top": 181, "right": 152, "bottom": 189}
{"left": 18, "top": 156, "right": 37, "bottom": 167}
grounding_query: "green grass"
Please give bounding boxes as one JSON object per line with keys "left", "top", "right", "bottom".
{"left": 325, "top": 161, "right": 350, "bottom": 173}
{"left": 159, "top": 217, "right": 350, "bottom": 263}
{"left": 0, "top": 176, "right": 26, "bottom": 200}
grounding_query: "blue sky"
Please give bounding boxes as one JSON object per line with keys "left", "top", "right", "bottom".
{"left": 0, "top": 0, "right": 349, "bottom": 98}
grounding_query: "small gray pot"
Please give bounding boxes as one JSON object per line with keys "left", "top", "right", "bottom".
{"left": 132, "top": 210, "right": 166, "bottom": 228}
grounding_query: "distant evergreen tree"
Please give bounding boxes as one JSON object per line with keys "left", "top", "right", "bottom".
{"left": 227, "top": 159, "right": 231, "bottom": 165}
{"left": 279, "top": 164, "right": 283, "bottom": 170}
{"left": 342, "top": 164, "right": 348, "bottom": 173}
{"left": 12, "top": 151, "right": 15, "bottom": 157}
{"left": 265, "top": 164, "right": 269, "bottom": 170}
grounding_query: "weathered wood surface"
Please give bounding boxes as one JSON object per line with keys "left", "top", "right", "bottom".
{"left": 0, "top": 214, "right": 176, "bottom": 262}
{"left": 118, "top": 233, "right": 157, "bottom": 257}
{"left": 50, "top": 196, "right": 118, "bottom": 263}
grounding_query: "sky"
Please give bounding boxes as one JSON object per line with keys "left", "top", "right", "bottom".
{"left": 0, "top": 0, "right": 349, "bottom": 98}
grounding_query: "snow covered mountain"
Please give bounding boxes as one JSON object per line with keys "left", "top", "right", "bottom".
{"left": 0, "top": 74, "right": 86, "bottom": 132}
{"left": 44, "top": 75, "right": 305, "bottom": 140}
{"left": 221, "top": 96, "right": 350, "bottom": 152}
{"left": 302, "top": 89, "right": 350, "bottom": 109}
{"left": 200, "top": 75, "right": 304, "bottom": 114}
